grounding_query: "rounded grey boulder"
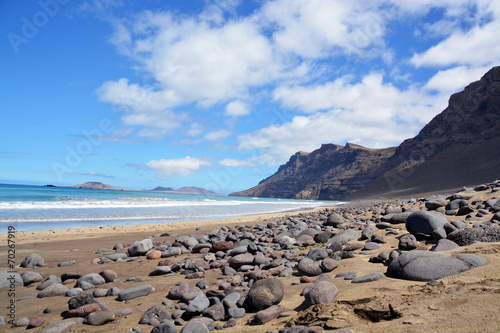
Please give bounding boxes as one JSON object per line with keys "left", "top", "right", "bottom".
{"left": 20, "top": 253, "right": 44, "bottom": 268}
{"left": 304, "top": 281, "right": 339, "bottom": 306}
{"left": 387, "top": 250, "right": 486, "bottom": 281}
{"left": 406, "top": 211, "right": 447, "bottom": 236}
{"left": 248, "top": 277, "right": 284, "bottom": 310}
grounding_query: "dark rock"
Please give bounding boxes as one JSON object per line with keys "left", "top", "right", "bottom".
{"left": 150, "top": 320, "right": 177, "bottom": 333}
{"left": 37, "top": 284, "right": 69, "bottom": 298}
{"left": 128, "top": 239, "right": 153, "bottom": 256}
{"left": 406, "top": 211, "right": 446, "bottom": 236}
{"left": 180, "top": 318, "right": 210, "bottom": 333}
{"left": 248, "top": 278, "right": 284, "bottom": 310}
{"left": 21, "top": 271, "right": 43, "bottom": 286}
{"left": 202, "top": 301, "right": 225, "bottom": 321}
{"left": 77, "top": 273, "right": 105, "bottom": 287}
{"left": 314, "top": 231, "right": 333, "bottom": 243}
{"left": 223, "top": 318, "right": 237, "bottom": 328}
{"left": 248, "top": 305, "right": 286, "bottom": 325}
{"left": 431, "top": 239, "right": 459, "bottom": 251}
{"left": 99, "top": 269, "right": 118, "bottom": 282}
{"left": 118, "top": 284, "right": 154, "bottom": 301}
{"left": 186, "top": 292, "right": 210, "bottom": 314}
{"left": 389, "top": 212, "right": 412, "bottom": 224}
{"left": 455, "top": 227, "right": 500, "bottom": 245}
{"left": 68, "top": 293, "right": 97, "bottom": 310}
{"left": 304, "top": 281, "right": 339, "bottom": 306}
{"left": 351, "top": 272, "right": 384, "bottom": 283}
{"left": 83, "top": 310, "right": 115, "bottom": 326}
{"left": 325, "top": 213, "right": 345, "bottom": 226}
{"left": 297, "top": 261, "right": 323, "bottom": 276}
{"left": 168, "top": 281, "right": 190, "bottom": 300}
{"left": 387, "top": 250, "right": 486, "bottom": 281}
{"left": 363, "top": 242, "right": 382, "bottom": 250}
{"left": 399, "top": 234, "right": 417, "bottom": 250}
{"left": 328, "top": 229, "right": 359, "bottom": 244}
{"left": 20, "top": 253, "right": 44, "bottom": 268}
{"left": 58, "top": 260, "right": 77, "bottom": 267}
{"left": 320, "top": 257, "right": 338, "bottom": 272}
{"left": 139, "top": 304, "right": 171, "bottom": 326}
{"left": 149, "top": 267, "right": 172, "bottom": 276}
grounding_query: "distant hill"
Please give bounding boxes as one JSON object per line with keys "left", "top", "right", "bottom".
{"left": 231, "top": 66, "right": 500, "bottom": 200}
{"left": 74, "top": 182, "right": 128, "bottom": 191}
{"left": 149, "top": 186, "right": 224, "bottom": 196}
{"left": 150, "top": 186, "right": 175, "bottom": 192}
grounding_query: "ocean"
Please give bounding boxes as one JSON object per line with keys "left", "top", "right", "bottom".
{"left": 0, "top": 184, "right": 342, "bottom": 232}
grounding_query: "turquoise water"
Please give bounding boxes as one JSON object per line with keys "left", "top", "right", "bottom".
{"left": 0, "top": 184, "right": 341, "bottom": 232}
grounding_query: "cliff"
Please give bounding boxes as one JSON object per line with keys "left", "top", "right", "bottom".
{"left": 230, "top": 66, "right": 500, "bottom": 200}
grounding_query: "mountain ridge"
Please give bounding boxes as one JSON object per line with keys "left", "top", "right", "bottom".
{"left": 230, "top": 66, "right": 500, "bottom": 200}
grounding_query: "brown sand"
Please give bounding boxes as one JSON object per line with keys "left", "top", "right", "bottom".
{"left": 1, "top": 199, "right": 499, "bottom": 332}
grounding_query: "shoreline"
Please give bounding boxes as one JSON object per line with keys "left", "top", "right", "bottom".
{"left": 1, "top": 190, "right": 499, "bottom": 332}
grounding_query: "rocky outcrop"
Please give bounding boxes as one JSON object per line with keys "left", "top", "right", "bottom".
{"left": 231, "top": 66, "right": 500, "bottom": 200}
{"left": 230, "top": 143, "right": 396, "bottom": 200}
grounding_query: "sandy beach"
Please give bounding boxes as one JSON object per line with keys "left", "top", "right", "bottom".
{"left": 1, "top": 192, "right": 499, "bottom": 333}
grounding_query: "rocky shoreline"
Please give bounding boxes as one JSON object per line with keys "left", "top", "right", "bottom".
{"left": 1, "top": 180, "right": 500, "bottom": 332}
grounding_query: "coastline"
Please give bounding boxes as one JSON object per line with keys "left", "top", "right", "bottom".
{"left": 1, "top": 192, "right": 499, "bottom": 332}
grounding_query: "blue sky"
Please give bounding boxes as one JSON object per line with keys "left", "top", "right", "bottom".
{"left": 1, "top": 0, "right": 499, "bottom": 193}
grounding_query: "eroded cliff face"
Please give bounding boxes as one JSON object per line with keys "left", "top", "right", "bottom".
{"left": 351, "top": 66, "right": 500, "bottom": 199}
{"left": 230, "top": 143, "right": 396, "bottom": 200}
{"left": 231, "top": 66, "right": 500, "bottom": 200}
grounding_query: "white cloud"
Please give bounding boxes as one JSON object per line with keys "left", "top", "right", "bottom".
{"left": 147, "top": 157, "right": 210, "bottom": 178}
{"left": 204, "top": 129, "right": 232, "bottom": 141}
{"left": 411, "top": 2, "right": 500, "bottom": 68}
{"left": 425, "top": 66, "right": 490, "bottom": 94}
{"left": 261, "top": 0, "right": 387, "bottom": 58}
{"left": 236, "top": 72, "right": 447, "bottom": 166}
{"left": 225, "top": 100, "right": 249, "bottom": 117}
{"left": 219, "top": 158, "right": 255, "bottom": 168}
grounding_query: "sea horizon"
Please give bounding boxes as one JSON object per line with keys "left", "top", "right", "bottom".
{"left": 0, "top": 183, "right": 343, "bottom": 232}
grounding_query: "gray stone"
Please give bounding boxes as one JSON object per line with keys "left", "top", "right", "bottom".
{"left": 361, "top": 225, "right": 378, "bottom": 240}
{"left": 180, "top": 318, "right": 209, "bottom": 333}
{"left": 37, "top": 284, "right": 69, "bottom": 298}
{"left": 181, "top": 287, "right": 201, "bottom": 303}
{"left": 431, "top": 239, "right": 459, "bottom": 251}
{"left": 248, "top": 277, "right": 284, "bottom": 310}
{"left": 83, "top": 310, "right": 115, "bottom": 326}
{"left": 21, "top": 271, "right": 43, "bottom": 286}
{"left": 320, "top": 257, "right": 338, "bottom": 272}
{"left": 13, "top": 316, "right": 30, "bottom": 327}
{"left": 77, "top": 273, "right": 105, "bottom": 287}
{"left": 58, "top": 260, "right": 77, "bottom": 267}
{"left": 455, "top": 227, "right": 500, "bottom": 245}
{"left": 297, "top": 261, "right": 323, "bottom": 276}
{"left": 328, "top": 229, "right": 359, "bottom": 245}
{"left": 79, "top": 281, "right": 95, "bottom": 290}
{"left": 149, "top": 266, "right": 172, "bottom": 276}
{"left": 406, "top": 211, "right": 446, "bottom": 236}
{"left": 387, "top": 250, "right": 486, "bottom": 281}
{"left": 248, "top": 305, "right": 286, "bottom": 325}
{"left": 167, "top": 281, "right": 189, "bottom": 300}
{"left": 314, "top": 231, "right": 333, "bottom": 243}
{"left": 128, "top": 239, "right": 153, "bottom": 256}
{"left": 93, "top": 288, "right": 108, "bottom": 297}
{"left": 114, "top": 308, "right": 133, "bottom": 317}
{"left": 39, "top": 318, "right": 84, "bottom": 333}
{"left": 304, "top": 281, "right": 339, "bottom": 306}
{"left": 227, "top": 307, "right": 245, "bottom": 319}
{"left": 0, "top": 270, "right": 23, "bottom": 290}
{"left": 139, "top": 304, "right": 171, "bottom": 326}
{"left": 351, "top": 272, "right": 384, "bottom": 283}
{"left": 151, "top": 320, "right": 178, "bottom": 333}
{"left": 186, "top": 292, "right": 210, "bottom": 314}
{"left": 20, "top": 253, "right": 44, "bottom": 268}
{"left": 363, "top": 242, "right": 382, "bottom": 250}
{"left": 325, "top": 213, "right": 345, "bottom": 226}
{"left": 229, "top": 253, "right": 254, "bottom": 268}
{"left": 118, "top": 284, "right": 154, "bottom": 301}
{"left": 306, "top": 248, "right": 328, "bottom": 261}
{"left": 106, "top": 253, "right": 128, "bottom": 261}
{"left": 202, "top": 301, "right": 224, "bottom": 321}
{"left": 389, "top": 212, "right": 412, "bottom": 224}
{"left": 68, "top": 293, "right": 97, "bottom": 309}
{"left": 399, "top": 234, "right": 417, "bottom": 250}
